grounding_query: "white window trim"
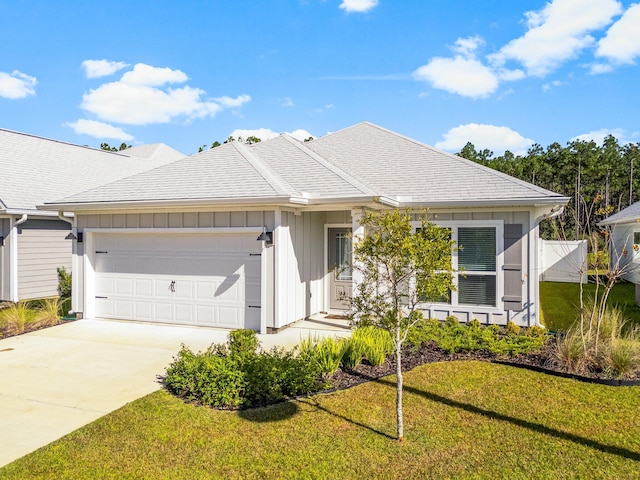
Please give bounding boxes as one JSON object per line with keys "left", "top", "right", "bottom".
{"left": 411, "top": 220, "right": 504, "bottom": 311}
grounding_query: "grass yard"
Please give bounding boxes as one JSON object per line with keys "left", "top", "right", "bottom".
{"left": 540, "top": 281, "right": 640, "bottom": 332}
{"left": 2, "top": 361, "right": 640, "bottom": 479}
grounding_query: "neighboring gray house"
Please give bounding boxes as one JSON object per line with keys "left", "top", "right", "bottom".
{"left": 41, "top": 122, "right": 568, "bottom": 332}
{"left": 0, "top": 129, "right": 185, "bottom": 302}
{"left": 599, "top": 201, "right": 640, "bottom": 284}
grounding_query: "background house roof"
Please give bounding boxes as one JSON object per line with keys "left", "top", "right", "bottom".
{"left": 0, "top": 128, "right": 185, "bottom": 214}
{"left": 599, "top": 200, "right": 640, "bottom": 225}
{"left": 43, "top": 122, "right": 567, "bottom": 210}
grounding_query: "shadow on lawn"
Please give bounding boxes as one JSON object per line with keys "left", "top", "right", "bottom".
{"left": 298, "top": 397, "right": 396, "bottom": 440}
{"left": 372, "top": 377, "right": 640, "bottom": 462}
{"left": 238, "top": 401, "right": 299, "bottom": 423}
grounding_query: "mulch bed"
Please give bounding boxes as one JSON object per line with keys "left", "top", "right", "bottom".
{"left": 328, "top": 340, "right": 640, "bottom": 389}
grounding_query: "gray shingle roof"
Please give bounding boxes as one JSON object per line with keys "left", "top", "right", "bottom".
{"left": 42, "top": 122, "right": 567, "bottom": 210}
{"left": 0, "top": 129, "right": 185, "bottom": 213}
{"left": 599, "top": 201, "right": 640, "bottom": 225}
{"left": 306, "top": 122, "right": 563, "bottom": 204}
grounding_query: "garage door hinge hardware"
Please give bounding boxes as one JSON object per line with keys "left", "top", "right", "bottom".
{"left": 169, "top": 280, "right": 176, "bottom": 292}
{"left": 248, "top": 305, "right": 261, "bottom": 308}
{"left": 95, "top": 250, "right": 108, "bottom": 254}
{"left": 249, "top": 253, "right": 261, "bottom": 256}
{"left": 95, "top": 296, "right": 108, "bottom": 299}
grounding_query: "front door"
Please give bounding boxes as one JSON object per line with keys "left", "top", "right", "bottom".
{"left": 328, "top": 227, "right": 352, "bottom": 310}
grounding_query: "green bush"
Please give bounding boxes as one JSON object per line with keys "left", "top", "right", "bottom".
{"left": 406, "top": 317, "right": 547, "bottom": 356}
{"left": 57, "top": 266, "right": 72, "bottom": 298}
{"left": 165, "top": 331, "right": 325, "bottom": 409}
{"left": 229, "top": 329, "right": 259, "bottom": 360}
{"left": 164, "top": 345, "right": 245, "bottom": 408}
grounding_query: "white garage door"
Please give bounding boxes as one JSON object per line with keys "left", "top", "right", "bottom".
{"left": 93, "top": 233, "right": 261, "bottom": 330}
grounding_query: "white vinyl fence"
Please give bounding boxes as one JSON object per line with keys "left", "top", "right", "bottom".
{"left": 540, "top": 239, "right": 587, "bottom": 283}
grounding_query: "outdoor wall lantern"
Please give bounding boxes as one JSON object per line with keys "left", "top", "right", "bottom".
{"left": 65, "top": 228, "right": 83, "bottom": 243}
{"left": 257, "top": 227, "right": 273, "bottom": 246}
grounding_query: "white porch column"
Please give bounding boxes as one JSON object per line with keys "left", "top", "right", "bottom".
{"left": 273, "top": 209, "right": 286, "bottom": 330}
{"left": 351, "top": 208, "right": 365, "bottom": 290}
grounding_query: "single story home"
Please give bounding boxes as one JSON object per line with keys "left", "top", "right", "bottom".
{"left": 598, "top": 201, "right": 640, "bottom": 284}
{"left": 41, "top": 122, "right": 568, "bottom": 333}
{"left": 0, "top": 128, "right": 184, "bottom": 302}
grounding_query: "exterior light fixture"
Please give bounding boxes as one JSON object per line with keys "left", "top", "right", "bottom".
{"left": 257, "top": 227, "right": 273, "bottom": 246}
{"left": 65, "top": 228, "right": 83, "bottom": 242}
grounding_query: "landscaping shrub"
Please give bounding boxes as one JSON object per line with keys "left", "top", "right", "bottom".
{"left": 164, "top": 345, "right": 245, "bottom": 408}
{"left": 165, "top": 331, "right": 325, "bottom": 409}
{"left": 406, "top": 316, "right": 547, "bottom": 356}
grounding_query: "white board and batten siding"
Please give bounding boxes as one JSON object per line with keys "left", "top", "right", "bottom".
{"left": 17, "top": 219, "right": 71, "bottom": 300}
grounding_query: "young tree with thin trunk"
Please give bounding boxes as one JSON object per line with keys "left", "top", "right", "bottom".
{"left": 348, "top": 209, "right": 454, "bottom": 441}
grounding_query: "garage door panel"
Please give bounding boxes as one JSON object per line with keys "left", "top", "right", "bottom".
{"left": 217, "top": 306, "right": 241, "bottom": 328}
{"left": 154, "top": 302, "right": 173, "bottom": 322}
{"left": 94, "top": 233, "right": 262, "bottom": 329}
{"left": 174, "top": 282, "right": 194, "bottom": 299}
{"left": 134, "top": 302, "right": 153, "bottom": 320}
{"left": 195, "top": 281, "right": 215, "bottom": 300}
{"left": 135, "top": 279, "right": 153, "bottom": 296}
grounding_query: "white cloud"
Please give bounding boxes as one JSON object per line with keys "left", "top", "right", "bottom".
{"left": 81, "top": 59, "right": 129, "bottom": 78}
{"left": 288, "top": 129, "right": 314, "bottom": 141}
{"left": 229, "top": 127, "right": 314, "bottom": 142}
{"left": 279, "top": 97, "right": 295, "bottom": 107}
{"left": 214, "top": 94, "right": 251, "bottom": 108}
{"left": 541, "top": 79, "right": 567, "bottom": 91}
{"left": 436, "top": 123, "right": 534, "bottom": 156}
{"left": 570, "top": 128, "right": 629, "bottom": 144}
{"left": 596, "top": 3, "right": 640, "bottom": 64}
{"left": 488, "top": 0, "right": 622, "bottom": 76}
{"left": 413, "top": 56, "right": 499, "bottom": 98}
{"left": 65, "top": 119, "right": 134, "bottom": 141}
{"left": 589, "top": 63, "right": 614, "bottom": 74}
{"left": 0, "top": 70, "right": 37, "bottom": 99}
{"left": 339, "top": 0, "right": 379, "bottom": 13}
{"left": 80, "top": 63, "right": 250, "bottom": 125}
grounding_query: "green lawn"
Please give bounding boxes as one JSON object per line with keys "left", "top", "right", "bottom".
{"left": 2, "top": 361, "right": 640, "bottom": 479}
{"left": 540, "top": 281, "right": 640, "bottom": 332}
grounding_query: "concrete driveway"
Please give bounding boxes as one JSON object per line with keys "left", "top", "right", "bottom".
{"left": 0, "top": 317, "right": 350, "bottom": 467}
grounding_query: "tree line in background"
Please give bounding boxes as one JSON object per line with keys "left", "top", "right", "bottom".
{"left": 457, "top": 136, "right": 640, "bottom": 240}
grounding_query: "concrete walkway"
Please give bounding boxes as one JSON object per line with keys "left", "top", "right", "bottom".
{"left": 0, "top": 317, "right": 350, "bottom": 467}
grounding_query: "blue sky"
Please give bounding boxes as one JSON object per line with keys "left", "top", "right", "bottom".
{"left": 1, "top": 0, "right": 639, "bottom": 156}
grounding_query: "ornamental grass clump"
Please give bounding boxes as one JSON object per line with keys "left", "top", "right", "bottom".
{"left": 299, "top": 336, "right": 346, "bottom": 375}
{"left": 353, "top": 326, "right": 394, "bottom": 366}
{"left": 553, "top": 298, "right": 640, "bottom": 378}
{"left": 0, "top": 302, "right": 38, "bottom": 335}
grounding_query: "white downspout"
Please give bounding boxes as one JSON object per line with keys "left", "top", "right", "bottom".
{"left": 9, "top": 214, "right": 28, "bottom": 302}
{"left": 57, "top": 212, "right": 77, "bottom": 316}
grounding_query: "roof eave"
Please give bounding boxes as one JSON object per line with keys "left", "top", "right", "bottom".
{"left": 397, "top": 197, "right": 570, "bottom": 208}
{"left": 38, "top": 195, "right": 304, "bottom": 212}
